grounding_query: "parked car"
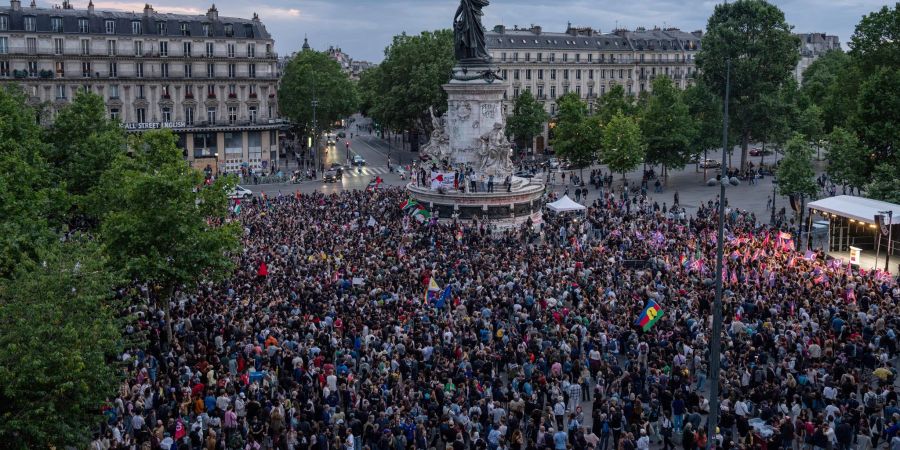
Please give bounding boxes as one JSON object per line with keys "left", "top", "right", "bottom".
{"left": 699, "top": 159, "right": 721, "bottom": 169}
{"left": 228, "top": 185, "right": 253, "bottom": 199}
{"left": 323, "top": 169, "right": 340, "bottom": 182}
{"left": 749, "top": 147, "right": 773, "bottom": 156}
{"left": 352, "top": 155, "right": 366, "bottom": 166}
{"left": 545, "top": 158, "right": 561, "bottom": 170}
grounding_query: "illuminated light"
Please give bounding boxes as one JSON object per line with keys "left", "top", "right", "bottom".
{"left": 869, "top": 224, "right": 877, "bottom": 229}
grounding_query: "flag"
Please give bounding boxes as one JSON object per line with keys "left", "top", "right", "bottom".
{"left": 424, "top": 276, "right": 440, "bottom": 303}
{"left": 635, "top": 300, "right": 664, "bottom": 332}
{"left": 804, "top": 250, "right": 815, "bottom": 260}
{"left": 411, "top": 206, "right": 431, "bottom": 222}
{"left": 400, "top": 198, "right": 418, "bottom": 211}
{"left": 175, "top": 417, "right": 186, "bottom": 440}
{"left": 456, "top": 229, "right": 463, "bottom": 243}
{"left": 233, "top": 202, "right": 242, "bottom": 214}
{"left": 679, "top": 254, "right": 687, "bottom": 268}
{"left": 435, "top": 285, "right": 452, "bottom": 308}
{"left": 730, "top": 270, "right": 738, "bottom": 285}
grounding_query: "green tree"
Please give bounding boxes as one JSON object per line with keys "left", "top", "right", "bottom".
{"left": 602, "top": 112, "right": 645, "bottom": 179}
{"left": 697, "top": 0, "right": 800, "bottom": 171}
{"left": 776, "top": 133, "right": 818, "bottom": 198}
{"left": 506, "top": 90, "right": 549, "bottom": 152}
{"left": 848, "top": 3, "right": 900, "bottom": 71}
{"left": 278, "top": 50, "right": 358, "bottom": 137}
{"left": 683, "top": 83, "right": 723, "bottom": 159}
{"left": 0, "top": 87, "right": 68, "bottom": 277}
{"left": 44, "top": 90, "right": 126, "bottom": 200}
{"left": 640, "top": 76, "right": 697, "bottom": 181}
{"left": 866, "top": 160, "right": 900, "bottom": 204}
{"left": 825, "top": 126, "right": 870, "bottom": 192}
{"left": 800, "top": 50, "right": 857, "bottom": 132}
{"left": 363, "top": 30, "right": 454, "bottom": 137}
{"left": 852, "top": 66, "right": 900, "bottom": 159}
{"left": 552, "top": 93, "right": 602, "bottom": 176}
{"left": 595, "top": 84, "right": 636, "bottom": 125}
{"left": 356, "top": 65, "right": 383, "bottom": 118}
{"left": 93, "top": 130, "right": 240, "bottom": 341}
{"left": 798, "top": 103, "right": 825, "bottom": 158}
{"left": 0, "top": 237, "right": 121, "bottom": 449}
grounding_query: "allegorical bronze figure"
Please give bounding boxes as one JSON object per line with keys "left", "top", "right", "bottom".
{"left": 453, "top": 0, "right": 491, "bottom": 64}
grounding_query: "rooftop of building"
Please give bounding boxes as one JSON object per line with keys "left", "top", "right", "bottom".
{"left": 0, "top": 0, "right": 271, "bottom": 40}
{"left": 486, "top": 24, "right": 702, "bottom": 52}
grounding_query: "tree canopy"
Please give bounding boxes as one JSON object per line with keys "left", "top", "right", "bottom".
{"left": 777, "top": 133, "right": 818, "bottom": 198}
{"left": 505, "top": 90, "right": 549, "bottom": 151}
{"left": 602, "top": 112, "right": 645, "bottom": 178}
{"left": 551, "top": 92, "right": 601, "bottom": 171}
{"left": 639, "top": 76, "right": 697, "bottom": 178}
{"left": 278, "top": 50, "right": 358, "bottom": 136}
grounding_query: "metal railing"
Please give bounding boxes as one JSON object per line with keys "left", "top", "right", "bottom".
{"left": 0, "top": 47, "right": 277, "bottom": 59}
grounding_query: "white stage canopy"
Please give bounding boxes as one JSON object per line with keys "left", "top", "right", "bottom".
{"left": 546, "top": 195, "right": 586, "bottom": 212}
{"left": 807, "top": 195, "right": 900, "bottom": 224}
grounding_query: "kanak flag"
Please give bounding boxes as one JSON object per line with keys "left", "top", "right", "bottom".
{"left": 635, "top": 300, "right": 664, "bottom": 332}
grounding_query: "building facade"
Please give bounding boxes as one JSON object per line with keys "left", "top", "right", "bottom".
{"left": 486, "top": 24, "right": 702, "bottom": 153}
{"left": 0, "top": 0, "right": 286, "bottom": 175}
{"left": 794, "top": 32, "right": 840, "bottom": 85}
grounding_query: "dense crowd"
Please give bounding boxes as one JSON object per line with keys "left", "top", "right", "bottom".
{"left": 92, "top": 184, "right": 900, "bottom": 450}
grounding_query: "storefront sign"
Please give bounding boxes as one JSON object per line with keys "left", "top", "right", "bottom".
{"left": 122, "top": 121, "right": 186, "bottom": 130}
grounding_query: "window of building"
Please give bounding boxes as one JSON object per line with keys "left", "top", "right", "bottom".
{"left": 563, "top": 86, "right": 569, "bottom": 95}
{"left": 109, "top": 108, "right": 119, "bottom": 120}
{"left": 157, "top": 21, "right": 167, "bottom": 35}
{"left": 0, "top": 37, "right": 7, "bottom": 55}
{"left": 109, "top": 84, "right": 119, "bottom": 99}
{"left": 55, "top": 61, "right": 65, "bottom": 77}
{"left": 56, "top": 85, "right": 67, "bottom": 99}
{"left": 563, "top": 69, "right": 569, "bottom": 80}
{"left": 160, "top": 63, "right": 169, "bottom": 78}
{"left": 78, "top": 18, "right": 89, "bottom": 33}
{"left": 185, "top": 106, "right": 194, "bottom": 125}
{"left": 159, "top": 41, "right": 168, "bottom": 57}
{"left": 207, "top": 84, "right": 216, "bottom": 97}
{"left": 247, "top": 43, "right": 255, "bottom": 58}
{"left": 513, "top": 87, "right": 520, "bottom": 98}
{"left": 194, "top": 132, "right": 217, "bottom": 157}
{"left": 54, "top": 38, "right": 64, "bottom": 55}
{"left": 185, "top": 85, "right": 194, "bottom": 98}
{"left": 575, "top": 53, "right": 580, "bottom": 63}
{"left": 0, "top": 15, "right": 8, "bottom": 31}
{"left": 537, "top": 69, "right": 543, "bottom": 80}
{"left": 575, "top": 85, "right": 581, "bottom": 96}
{"left": 108, "top": 62, "right": 117, "bottom": 77}
{"left": 537, "top": 85, "right": 544, "bottom": 98}
{"left": 105, "top": 19, "right": 115, "bottom": 34}
{"left": 206, "top": 42, "right": 214, "bottom": 57}
{"left": 1, "top": 61, "right": 11, "bottom": 77}
{"left": 550, "top": 69, "right": 556, "bottom": 80}
{"left": 228, "top": 84, "right": 236, "bottom": 96}
{"left": 576, "top": 70, "right": 581, "bottom": 80}
{"left": 525, "top": 69, "right": 531, "bottom": 80}
{"left": 248, "top": 63, "right": 256, "bottom": 78}
{"left": 184, "top": 64, "right": 192, "bottom": 78}
{"left": 107, "top": 40, "right": 117, "bottom": 56}
{"left": 501, "top": 69, "right": 507, "bottom": 79}
{"left": 513, "top": 52, "right": 519, "bottom": 61}
{"left": 501, "top": 52, "right": 506, "bottom": 61}
{"left": 81, "top": 61, "right": 91, "bottom": 77}
{"left": 27, "top": 61, "right": 37, "bottom": 76}
{"left": 136, "top": 62, "right": 144, "bottom": 78}
{"left": 132, "top": 20, "right": 142, "bottom": 35}
{"left": 183, "top": 42, "right": 192, "bottom": 57}
{"left": 588, "top": 54, "right": 593, "bottom": 62}
{"left": 162, "top": 107, "right": 171, "bottom": 122}
{"left": 207, "top": 106, "right": 217, "bottom": 123}
{"left": 228, "top": 106, "right": 237, "bottom": 124}
{"left": 537, "top": 52, "right": 542, "bottom": 62}
{"left": 549, "top": 53, "right": 555, "bottom": 62}
{"left": 562, "top": 53, "right": 568, "bottom": 62}
{"left": 248, "top": 132, "right": 262, "bottom": 163}
{"left": 134, "top": 40, "right": 143, "bottom": 56}
{"left": 513, "top": 69, "right": 519, "bottom": 80}
{"left": 81, "top": 39, "right": 90, "bottom": 55}
{"left": 26, "top": 37, "right": 36, "bottom": 54}
{"left": 228, "top": 64, "right": 236, "bottom": 78}
{"left": 180, "top": 22, "right": 190, "bottom": 36}
{"left": 51, "top": 17, "right": 63, "bottom": 32}
{"left": 550, "top": 85, "right": 556, "bottom": 99}
{"left": 202, "top": 23, "right": 211, "bottom": 37}
{"left": 588, "top": 86, "right": 593, "bottom": 97}
{"left": 206, "top": 63, "right": 215, "bottom": 78}
{"left": 224, "top": 24, "right": 233, "bottom": 37}
{"left": 588, "top": 70, "right": 594, "bottom": 80}
{"left": 24, "top": 16, "right": 36, "bottom": 32}
{"left": 136, "top": 107, "right": 146, "bottom": 122}
{"left": 248, "top": 84, "right": 256, "bottom": 96}
{"left": 227, "top": 44, "right": 235, "bottom": 58}
{"left": 248, "top": 106, "right": 257, "bottom": 123}
{"left": 525, "top": 52, "right": 530, "bottom": 62}
{"left": 136, "top": 84, "right": 145, "bottom": 99}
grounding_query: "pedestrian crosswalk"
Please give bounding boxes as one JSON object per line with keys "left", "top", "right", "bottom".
{"left": 341, "top": 166, "right": 390, "bottom": 177}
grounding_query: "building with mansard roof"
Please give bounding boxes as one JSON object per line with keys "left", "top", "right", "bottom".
{"left": 0, "top": 0, "right": 288, "bottom": 175}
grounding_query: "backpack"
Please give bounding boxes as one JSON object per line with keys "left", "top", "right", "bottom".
{"left": 602, "top": 420, "right": 610, "bottom": 436}
{"left": 866, "top": 393, "right": 877, "bottom": 410}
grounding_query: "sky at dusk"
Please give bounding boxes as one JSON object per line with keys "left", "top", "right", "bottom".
{"left": 43, "top": 0, "right": 888, "bottom": 62}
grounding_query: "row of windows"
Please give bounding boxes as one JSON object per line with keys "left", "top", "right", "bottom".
{"left": 500, "top": 67, "right": 695, "bottom": 81}
{"left": 0, "top": 36, "right": 268, "bottom": 58}
{"left": 502, "top": 80, "right": 690, "bottom": 102}
{"left": 0, "top": 14, "right": 249, "bottom": 38}
{"left": 5, "top": 58, "right": 265, "bottom": 79}
{"left": 119, "top": 105, "right": 259, "bottom": 124}
{"left": 495, "top": 51, "right": 694, "bottom": 63}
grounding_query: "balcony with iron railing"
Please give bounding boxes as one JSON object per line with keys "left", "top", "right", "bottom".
{"left": 0, "top": 47, "right": 278, "bottom": 60}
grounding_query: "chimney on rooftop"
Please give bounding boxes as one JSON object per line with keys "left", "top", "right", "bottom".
{"left": 207, "top": 4, "right": 219, "bottom": 22}
{"left": 144, "top": 3, "right": 154, "bottom": 16}
{"left": 10, "top": 0, "right": 20, "bottom": 11}
{"left": 88, "top": 0, "right": 94, "bottom": 13}
{"left": 252, "top": 12, "right": 260, "bottom": 22}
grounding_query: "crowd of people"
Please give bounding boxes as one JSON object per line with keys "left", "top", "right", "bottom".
{"left": 91, "top": 181, "right": 900, "bottom": 450}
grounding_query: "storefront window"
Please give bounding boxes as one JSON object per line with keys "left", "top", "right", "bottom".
{"left": 193, "top": 132, "right": 217, "bottom": 158}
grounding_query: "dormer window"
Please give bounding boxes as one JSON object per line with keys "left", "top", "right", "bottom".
{"left": 0, "top": 15, "right": 8, "bottom": 31}
{"left": 203, "top": 23, "right": 211, "bottom": 37}
{"left": 244, "top": 24, "right": 253, "bottom": 38}
{"left": 51, "top": 17, "right": 63, "bottom": 33}
{"left": 224, "top": 24, "right": 233, "bottom": 37}
{"left": 181, "top": 22, "right": 190, "bottom": 36}
{"left": 24, "top": 16, "right": 36, "bottom": 32}
{"left": 104, "top": 19, "right": 115, "bottom": 34}
{"left": 78, "top": 18, "right": 89, "bottom": 33}
{"left": 132, "top": 20, "right": 141, "bottom": 35}
{"left": 157, "top": 21, "right": 167, "bottom": 35}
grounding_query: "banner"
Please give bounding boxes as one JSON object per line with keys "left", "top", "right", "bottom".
{"left": 430, "top": 171, "right": 456, "bottom": 190}
{"left": 849, "top": 246, "right": 862, "bottom": 265}
{"left": 875, "top": 214, "right": 892, "bottom": 237}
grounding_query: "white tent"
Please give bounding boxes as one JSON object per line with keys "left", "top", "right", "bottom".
{"left": 807, "top": 195, "right": 900, "bottom": 224}
{"left": 547, "top": 195, "right": 586, "bottom": 213}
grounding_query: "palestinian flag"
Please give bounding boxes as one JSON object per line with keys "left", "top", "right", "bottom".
{"left": 400, "top": 197, "right": 418, "bottom": 211}
{"left": 411, "top": 205, "right": 431, "bottom": 222}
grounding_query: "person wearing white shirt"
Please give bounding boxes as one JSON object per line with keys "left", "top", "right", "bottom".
{"left": 637, "top": 429, "right": 650, "bottom": 450}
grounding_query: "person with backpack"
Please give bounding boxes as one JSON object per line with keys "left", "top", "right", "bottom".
{"left": 659, "top": 413, "right": 673, "bottom": 450}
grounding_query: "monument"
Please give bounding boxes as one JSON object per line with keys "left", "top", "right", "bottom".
{"left": 409, "top": 0, "right": 545, "bottom": 226}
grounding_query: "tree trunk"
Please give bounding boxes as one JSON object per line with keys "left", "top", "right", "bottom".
{"left": 740, "top": 130, "right": 750, "bottom": 172}
{"left": 160, "top": 283, "right": 175, "bottom": 345}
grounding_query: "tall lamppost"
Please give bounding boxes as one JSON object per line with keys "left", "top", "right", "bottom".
{"left": 312, "top": 98, "right": 319, "bottom": 173}
{"left": 707, "top": 56, "right": 731, "bottom": 450}
{"left": 878, "top": 210, "right": 893, "bottom": 271}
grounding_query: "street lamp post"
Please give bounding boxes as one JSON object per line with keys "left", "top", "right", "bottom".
{"left": 770, "top": 177, "right": 778, "bottom": 225}
{"left": 879, "top": 210, "right": 893, "bottom": 271}
{"left": 708, "top": 56, "right": 731, "bottom": 450}
{"left": 312, "top": 98, "right": 319, "bottom": 174}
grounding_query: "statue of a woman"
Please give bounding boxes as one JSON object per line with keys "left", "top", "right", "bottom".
{"left": 454, "top": 0, "right": 491, "bottom": 64}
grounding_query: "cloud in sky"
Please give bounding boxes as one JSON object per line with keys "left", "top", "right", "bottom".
{"left": 45, "top": 0, "right": 887, "bottom": 62}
